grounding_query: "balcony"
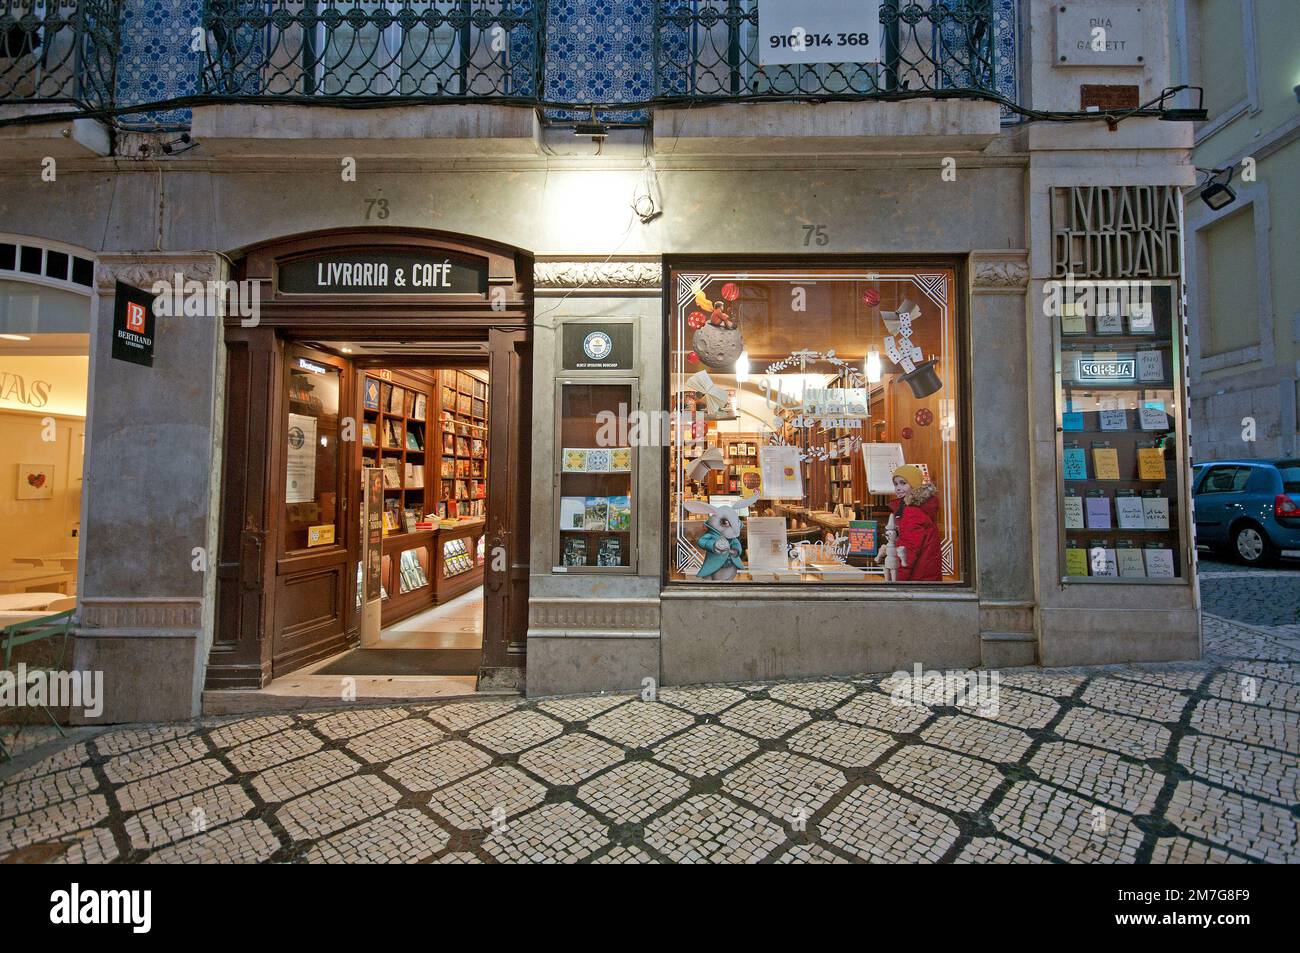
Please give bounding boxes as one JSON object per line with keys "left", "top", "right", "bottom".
{"left": 653, "top": 0, "right": 1005, "bottom": 154}
{"left": 190, "top": 0, "right": 544, "bottom": 157}
{"left": 0, "top": 0, "right": 117, "bottom": 155}
{"left": 198, "top": 0, "right": 541, "bottom": 102}
{"left": 0, "top": 0, "right": 117, "bottom": 105}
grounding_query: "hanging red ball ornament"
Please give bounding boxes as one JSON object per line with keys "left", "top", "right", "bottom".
{"left": 901, "top": 426, "right": 914, "bottom": 440}
{"left": 914, "top": 408, "right": 934, "bottom": 427}
{"left": 688, "top": 310, "right": 708, "bottom": 330}
{"left": 687, "top": 351, "right": 699, "bottom": 364}
{"left": 719, "top": 282, "right": 740, "bottom": 302}
{"left": 862, "top": 288, "right": 881, "bottom": 307}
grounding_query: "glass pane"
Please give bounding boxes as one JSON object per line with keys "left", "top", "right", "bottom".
{"left": 1057, "top": 282, "right": 1183, "bottom": 579}
{"left": 285, "top": 358, "right": 341, "bottom": 551}
{"left": 558, "top": 383, "right": 633, "bottom": 569}
{"left": 668, "top": 266, "right": 963, "bottom": 584}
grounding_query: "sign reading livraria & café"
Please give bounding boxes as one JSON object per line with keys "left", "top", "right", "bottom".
{"left": 277, "top": 250, "right": 488, "bottom": 296}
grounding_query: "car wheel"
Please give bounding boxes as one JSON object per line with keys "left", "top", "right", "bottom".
{"left": 1232, "top": 523, "right": 1277, "bottom": 566}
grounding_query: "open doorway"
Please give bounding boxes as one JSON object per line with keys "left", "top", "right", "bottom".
{"left": 311, "top": 358, "right": 491, "bottom": 685}
{"left": 206, "top": 229, "right": 533, "bottom": 704}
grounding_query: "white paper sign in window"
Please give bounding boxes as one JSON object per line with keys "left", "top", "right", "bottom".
{"left": 757, "top": 0, "right": 882, "bottom": 66}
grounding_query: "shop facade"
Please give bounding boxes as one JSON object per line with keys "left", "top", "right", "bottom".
{"left": 0, "top": 0, "right": 1203, "bottom": 722}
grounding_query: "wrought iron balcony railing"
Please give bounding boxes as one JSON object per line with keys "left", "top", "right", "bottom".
{"left": 0, "top": 0, "right": 118, "bottom": 107}
{"left": 199, "top": 0, "right": 542, "bottom": 102}
{"left": 656, "top": 0, "right": 997, "bottom": 102}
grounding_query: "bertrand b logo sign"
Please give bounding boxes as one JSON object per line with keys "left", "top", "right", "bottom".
{"left": 112, "top": 281, "right": 155, "bottom": 367}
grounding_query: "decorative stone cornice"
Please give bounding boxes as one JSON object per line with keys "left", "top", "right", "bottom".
{"left": 79, "top": 597, "right": 203, "bottom": 632}
{"left": 970, "top": 251, "right": 1030, "bottom": 292}
{"left": 95, "top": 253, "right": 224, "bottom": 293}
{"left": 534, "top": 259, "right": 662, "bottom": 292}
{"left": 528, "top": 598, "right": 660, "bottom": 634}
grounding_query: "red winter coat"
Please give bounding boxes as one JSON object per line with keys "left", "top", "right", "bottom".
{"left": 888, "top": 484, "right": 942, "bottom": 582}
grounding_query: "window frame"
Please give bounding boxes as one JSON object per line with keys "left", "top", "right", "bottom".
{"left": 660, "top": 254, "right": 973, "bottom": 590}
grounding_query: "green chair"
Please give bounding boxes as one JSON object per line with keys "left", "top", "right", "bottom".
{"left": 0, "top": 609, "right": 75, "bottom": 762}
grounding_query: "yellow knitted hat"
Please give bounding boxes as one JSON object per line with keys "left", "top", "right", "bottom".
{"left": 893, "top": 464, "right": 925, "bottom": 489}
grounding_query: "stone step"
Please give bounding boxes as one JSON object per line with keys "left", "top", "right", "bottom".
{"left": 980, "top": 631, "right": 1037, "bottom": 669}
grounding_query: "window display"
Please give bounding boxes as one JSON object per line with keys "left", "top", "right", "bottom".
{"left": 1054, "top": 280, "right": 1186, "bottom": 581}
{"left": 667, "top": 265, "right": 965, "bottom": 584}
{"left": 555, "top": 381, "right": 636, "bottom": 570}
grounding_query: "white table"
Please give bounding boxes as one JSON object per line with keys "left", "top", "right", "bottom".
{"left": 0, "top": 568, "right": 73, "bottom": 595}
{"left": 0, "top": 592, "right": 69, "bottom": 612}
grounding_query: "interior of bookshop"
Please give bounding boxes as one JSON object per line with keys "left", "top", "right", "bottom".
{"left": 0, "top": 242, "right": 92, "bottom": 629}
{"left": 667, "top": 265, "right": 965, "bottom": 584}
{"left": 286, "top": 361, "right": 491, "bottom": 672}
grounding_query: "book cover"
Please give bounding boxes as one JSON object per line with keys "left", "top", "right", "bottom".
{"left": 1139, "top": 404, "right": 1168, "bottom": 431}
{"left": 1117, "top": 547, "right": 1147, "bottom": 577}
{"left": 380, "top": 382, "right": 394, "bottom": 412}
{"left": 1062, "top": 411, "right": 1084, "bottom": 432}
{"left": 1065, "top": 545, "right": 1088, "bottom": 577}
{"left": 1144, "top": 547, "right": 1176, "bottom": 577}
{"left": 362, "top": 422, "right": 376, "bottom": 448}
{"left": 1141, "top": 495, "right": 1169, "bottom": 529}
{"left": 1063, "top": 495, "right": 1085, "bottom": 529}
{"left": 596, "top": 537, "right": 623, "bottom": 567}
{"left": 405, "top": 427, "right": 423, "bottom": 452}
{"left": 1092, "top": 445, "right": 1121, "bottom": 480}
{"left": 1088, "top": 545, "right": 1118, "bottom": 577}
{"left": 1063, "top": 446, "right": 1087, "bottom": 481}
{"left": 1115, "top": 494, "right": 1146, "bottom": 529}
{"left": 363, "top": 378, "right": 381, "bottom": 411}
{"left": 1137, "top": 447, "right": 1166, "bottom": 481}
{"left": 562, "top": 537, "right": 587, "bottom": 567}
{"left": 1094, "top": 310, "right": 1123, "bottom": 334}
{"left": 1136, "top": 350, "right": 1164, "bottom": 382}
{"left": 583, "top": 496, "right": 610, "bottom": 531}
{"left": 1127, "top": 299, "right": 1155, "bottom": 333}
{"left": 403, "top": 390, "right": 415, "bottom": 418}
{"left": 606, "top": 496, "right": 632, "bottom": 532}
{"left": 1084, "top": 493, "right": 1112, "bottom": 529}
{"left": 559, "top": 497, "right": 585, "bottom": 531}
{"left": 847, "top": 520, "right": 879, "bottom": 556}
{"left": 412, "top": 393, "right": 427, "bottom": 420}
{"left": 1099, "top": 409, "right": 1127, "bottom": 432}
{"left": 388, "top": 386, "right": 404, "bottom": 415}
{"left": 1060, "top": 301, "right": 1086, "bottom": 335}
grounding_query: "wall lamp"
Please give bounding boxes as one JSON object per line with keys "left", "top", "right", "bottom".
{"left": 1198, "top": 166, "right": 1236, "bottom": 211}
{"left": 575, "top": 106, "right": 608, "bottom": 140}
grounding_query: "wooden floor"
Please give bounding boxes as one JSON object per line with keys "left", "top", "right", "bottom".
{"left": 376, "top": 587, "right": 483, "bottom": 650}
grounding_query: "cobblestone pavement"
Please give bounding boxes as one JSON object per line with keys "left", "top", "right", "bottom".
{"left": 1, "top": 615, "right": 1297, "bottom": 864}
{"left": 1198, "top": 554, "right": 1300, "bottom": 636}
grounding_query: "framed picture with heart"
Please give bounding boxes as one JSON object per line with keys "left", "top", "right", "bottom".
{"left": 17, "top": 463, "right": 55, "bottom": 500}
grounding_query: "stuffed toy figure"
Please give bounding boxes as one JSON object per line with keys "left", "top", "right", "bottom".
{"left": 683, "top": 492, "right": 755, "bottom": 581}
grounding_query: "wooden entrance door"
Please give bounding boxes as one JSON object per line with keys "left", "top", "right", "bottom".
{"left": 479, "top": 329, "right": 532, "bottom": 689}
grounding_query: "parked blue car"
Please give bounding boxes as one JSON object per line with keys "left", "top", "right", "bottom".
{"left": 1192, "top": 459, "right": 1300, "bottom": 566}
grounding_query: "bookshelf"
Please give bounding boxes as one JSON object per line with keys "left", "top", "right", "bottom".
{"left": 436, "top": 369, "right": 489, "bottom": 520}
{"left": 361, "top": 371, "right": 432, "bottom": 537}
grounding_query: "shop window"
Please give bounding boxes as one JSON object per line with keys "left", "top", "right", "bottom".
{"left": 667, "top": 264, "right": 965, "bottom": 585}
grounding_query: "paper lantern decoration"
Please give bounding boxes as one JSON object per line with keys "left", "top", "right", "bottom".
{"left": 901, "top": 427, "right": 914, "bottom": 440}
{"left": 719, "top": 282, "right": 740, "bottom": 302}
{"left": 862, "top": 288, "right": 881, "bottom": 307}
{"left": 914, "top": 408, "right": 934, "bottom": 427}
{"left": 688, "top": 310, "right": 708, "bottom": 330}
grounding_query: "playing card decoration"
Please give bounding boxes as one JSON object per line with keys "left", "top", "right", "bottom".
{"left": 880, "top": 297, "right": 943, "bottom": 399}
{"left": 689, "top": 279, "right": 744, "bottom": 368}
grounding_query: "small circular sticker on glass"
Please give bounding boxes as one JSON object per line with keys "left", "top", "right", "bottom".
{"left": 583, "top": 331, "right": 613, "bottom": 361}
{"left": 288, "top": 426, "right": 305, "bottom": 449}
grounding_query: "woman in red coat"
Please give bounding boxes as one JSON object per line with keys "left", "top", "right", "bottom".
{"left": 888, "top": 465, "right": 943, "bottom": 582}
